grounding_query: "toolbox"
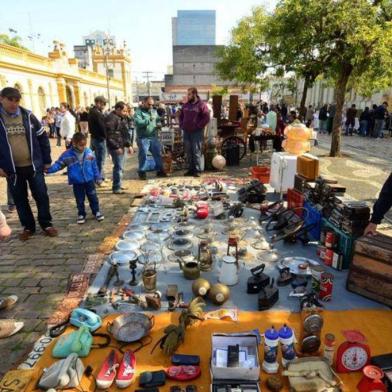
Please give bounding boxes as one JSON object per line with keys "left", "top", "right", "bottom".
{"left": 297, "top": 153, "right": 319, "bottom": 180}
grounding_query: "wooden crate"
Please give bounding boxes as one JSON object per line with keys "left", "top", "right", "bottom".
{"left": 347, "top": 234, "right": 392, "bottom": 306}
{"left": 297, "top": 154, "right": 319, "bottom": 180}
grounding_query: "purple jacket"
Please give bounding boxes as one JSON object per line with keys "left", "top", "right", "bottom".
{"left": 179, "top": 99, "right": 210, "bottom": 132}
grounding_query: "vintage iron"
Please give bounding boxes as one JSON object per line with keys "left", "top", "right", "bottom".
{"left": 198, "top": 240, "right": 213, "bottom": 271}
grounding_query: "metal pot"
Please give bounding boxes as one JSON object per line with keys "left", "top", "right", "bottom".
{"left": 110, "top": 251, "right": 138, "bottom": 266}
{"left": 107, "top": 313, "right": 154, "bottom": 343}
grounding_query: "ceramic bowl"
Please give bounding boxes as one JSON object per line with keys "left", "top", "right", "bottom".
{"left": 115, "top": 240, "right": 140, "bottom": 252}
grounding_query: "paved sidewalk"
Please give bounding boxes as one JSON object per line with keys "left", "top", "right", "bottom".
{"left": 0, "top": 140, "right": 143, "bottom": 376}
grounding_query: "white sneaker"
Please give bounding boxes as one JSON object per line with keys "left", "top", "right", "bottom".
{"left": 77, "top": 215, "right": 86, "bottom": 224}
{"left": 96, "top": 212, "right": 105, "bottom": 222}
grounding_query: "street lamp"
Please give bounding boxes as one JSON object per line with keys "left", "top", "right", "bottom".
{"left": 102, "top": 36, "right": 115, "bottom": 108}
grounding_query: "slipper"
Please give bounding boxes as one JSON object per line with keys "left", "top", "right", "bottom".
{"left": 0, "top": 295, "right": 18, "bottom": 311}
{"left": 0, "top": 320, "right": 24, "bottom": 338}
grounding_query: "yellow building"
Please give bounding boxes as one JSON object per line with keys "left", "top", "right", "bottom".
{"left": 0, "top": 41, "right": 132, "bottom": 117}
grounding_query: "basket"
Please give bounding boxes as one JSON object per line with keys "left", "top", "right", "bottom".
{"left": 304, "top": 201, "right": 322, "bottom": 240}
{"left": 287, "top": 188, "right": 304, "bottom": 217}
{"left": 250, "top": 166, "right": 270, "bottom": 184}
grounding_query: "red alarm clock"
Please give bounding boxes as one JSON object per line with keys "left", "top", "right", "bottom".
{"left": 357, "top": 365, "right": 387, "bottom": 392}
{"left": 336, "top": 330, "right": 370, "bottom": 373}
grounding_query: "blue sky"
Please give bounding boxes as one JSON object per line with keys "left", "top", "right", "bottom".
{"left": 0, "top": 0, "right": 274, "bottom": 80}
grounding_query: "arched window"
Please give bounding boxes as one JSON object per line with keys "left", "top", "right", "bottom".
{"left": 38, "top": 87, "right": 46, "bottom": 114}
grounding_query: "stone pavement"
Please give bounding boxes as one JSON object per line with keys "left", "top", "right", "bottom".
{"left": 0, "top": 140, "right": 143, "bottom": 376}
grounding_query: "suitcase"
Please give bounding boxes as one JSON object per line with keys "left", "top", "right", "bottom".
{"left": 347, "top": 234, "right": 392, "bottom": 306}
{"left": 294, "top": 174, "right": 308, "bottom": 193}
{"left": 297, "top": 154, "right": 319, "bottom": 180}
{"left": 269, "top": 152, "right": 297, "bottom": 193}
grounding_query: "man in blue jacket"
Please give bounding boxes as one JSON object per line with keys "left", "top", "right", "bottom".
{"left": 0, "top": 87, "right": 57, "bottom": 240}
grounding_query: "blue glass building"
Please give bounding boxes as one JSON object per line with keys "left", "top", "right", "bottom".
{"left": 173, "top": 10, "right": 216, "bottom": 46}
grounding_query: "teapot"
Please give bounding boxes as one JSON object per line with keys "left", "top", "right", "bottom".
{"left": 219, "top": 255, "right": 239, "bottom": 286}
{"left": 178, "top": 256, "right": 200, "bottom": 280}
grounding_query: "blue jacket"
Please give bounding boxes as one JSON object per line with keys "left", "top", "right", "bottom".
{"left": 47, "top": 147, "right": 101, "bottom": 185}
{"left": 0, "top": 105, "right": 51, "bottom": 176}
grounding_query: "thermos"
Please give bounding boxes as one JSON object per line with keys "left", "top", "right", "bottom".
{"left": 262, "top": 326, "right": 279, "bottom": 374}
{"left": 279, "top": 324, "right": 296, "bottom": 367}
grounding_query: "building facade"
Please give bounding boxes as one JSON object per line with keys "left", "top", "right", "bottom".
{"left": 172, "top": 10, "right": 216, "bottom": 46}
{"left": 0, "top": 41, "right": 132, "bottom": 116}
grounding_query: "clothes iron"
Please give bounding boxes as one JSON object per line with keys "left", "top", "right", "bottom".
{"left": 70, "top": 308, "right": 102, "bottom": 332}
{"left": 247, "top": 263, "right": 270, "bottom": 294}
{"left": 258, "top": 279, "right": 279, "bottom": 310}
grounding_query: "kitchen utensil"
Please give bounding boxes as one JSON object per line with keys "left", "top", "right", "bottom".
{"left": 178, "top": 258, "right": 200, "bottom": 280}
{"left": 108, "top": 313, "right": 154, "bottom": 343}
{"left": 116, "top": 240, "right": 140, "bottom": 252}
{"left": 219, "top": 255, "right": 239, "bottom": 286}
{"left": 110, "top": 251, "right": 138, "bottom": 266}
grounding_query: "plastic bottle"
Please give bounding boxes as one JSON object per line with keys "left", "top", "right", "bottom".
{"left": 279, "top": 324, "right": 297, "bottom": 367}
{"left": 263, "top": 326, "right": 279, "bottom": 374}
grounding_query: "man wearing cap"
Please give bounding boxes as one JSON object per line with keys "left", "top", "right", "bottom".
{"left": 88, "top": 96, "right": 107, "bottom": 179}
{"left": 0, "top": 87, "right": 57, "bottom": 240}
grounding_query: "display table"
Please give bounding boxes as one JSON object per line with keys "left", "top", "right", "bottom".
{"left": 20, "top": 309, "right": 392, "bottom": 392}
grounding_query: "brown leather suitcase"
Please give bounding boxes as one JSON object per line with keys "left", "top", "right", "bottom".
{"left": 297, "top": 154, "right": 320, "bottom": 180}
{"left": 347, "top": 233, "right": 392, "bottom": 306}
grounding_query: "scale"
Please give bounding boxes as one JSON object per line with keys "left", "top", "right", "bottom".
{"left": 336, "top": 330, "right": 370, "bottom": 373}
{"left": 357, "top": 365, "right": 387, "bottom": 392}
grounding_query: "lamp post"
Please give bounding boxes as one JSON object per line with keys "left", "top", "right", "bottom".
{"left": 103, "top": 36, "right": 114, "bottom": 108}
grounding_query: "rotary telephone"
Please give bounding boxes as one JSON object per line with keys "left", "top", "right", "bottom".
{"left": 70, "top": 308, "right": 102, "bottom": 332}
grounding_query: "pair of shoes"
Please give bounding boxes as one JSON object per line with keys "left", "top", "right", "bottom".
{"left": 77, "top": 215, "right": 86, "bottom": 224}
{"left": 184, "top": 171, "right": 194, "bottom": 177}
{"left": 113, "top": 189, "right": 125, "bottom": 194}
{"left": 157, "top": 171, "right": 168, "bottom": 178}
{"left": 43, "top": 227, "right": 58, "bottom": 237}
{"left": 96, "top": 350, "right": 136, "bottom": 389}
{"left": 138, "top": 172, "right": 147, "bottom": 180}
{"left": 95, "top": 212, "right": 105, "bottom": 222}
{"left": 19, "top": 229, "right": 34, "bottom": 241}
{"left": 193, "top": 172, "right": 201, "bottom": 178}
{"left": 0, "top": 295, "right": 18, "bottom": 311}
{"left": 7, "top": 205, "right": 16, "bottom": 213}
{"left": 0, "top": 319, "right": 24, "bottom": 338}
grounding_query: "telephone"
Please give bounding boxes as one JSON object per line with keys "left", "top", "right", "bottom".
{"left": 70, "top": 308, "right": 102, "bottom": 332}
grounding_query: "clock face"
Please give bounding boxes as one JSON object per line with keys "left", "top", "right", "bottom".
{"left": 341, "top": 346, "right": 368, "bottom": 371}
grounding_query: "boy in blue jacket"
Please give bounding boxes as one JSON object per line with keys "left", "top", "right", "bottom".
{"left": 46, "top": 133, "right": 104, "bottom": 224}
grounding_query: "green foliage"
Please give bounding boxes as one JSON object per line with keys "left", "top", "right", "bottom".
{"left": 211, "top": 85, "right": 229, "bottom": 96}
{"left": 0, "top": 34, "right": 28, "bottom": 50}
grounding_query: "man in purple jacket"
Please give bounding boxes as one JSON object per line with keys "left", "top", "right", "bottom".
{"left": 179, "top": 87, "right": 210, "bottom": 177}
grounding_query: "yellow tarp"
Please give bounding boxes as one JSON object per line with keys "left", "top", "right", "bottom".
{"left": 23, "top": 309, "right": 392, "bottom": 391}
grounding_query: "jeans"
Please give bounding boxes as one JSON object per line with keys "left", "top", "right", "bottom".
{"left": 72, "top": 181, "right": 100, "bottom": 217}
{"left": 137, "top": 137, "right": 163, "bottom": 173}
{"left": 345, "top": 118, "right": 355, "bottom": 135}
{"left": 109, "top": 149, "right": 126, "bottom": 191}
{"left": 359, "top": 120, "right": 368, "bottom": 136}
{"left": 374, "top": 119, "right": 385, "bottom": 138}
{"left": 7, "top": 166, "right": 52, "bottom": 232}
{"left": 7, "top": 183, "right": 15, "bottom": 207}
{"left": 90, "top": 138, "right": 107, "bottom": 178}
{"left": 183, "top": 129, "right": 204, "bottom": 173}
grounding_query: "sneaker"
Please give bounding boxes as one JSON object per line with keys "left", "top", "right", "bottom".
{"left": 7, "top": 205, "right": 16, "bottom": 213}
{"left": 113, "top": 189, "right": 125, "bottom": 194}
{"left": 77, "top": 215, "right": 86, "bottom": 224}
{"left": 0, "top": 295, "right": 18, "bottom": 311}
{"left": 96, "top": 212, "right": 105, "bottom": 222}
{"left": 0, "top": 320, "right": 24, "bottom": 338}
{"left": 138, "top": 172, "right": 147, "bottom": 180}
{"left": 96, "top": 350, "right": 120, "bottom": 389}
{"left": 184, "top": 171, "right": 194, "bottom": 177}
{"left": 157, "top": 171, "right": 168, "bottom": 178}
{"left": 116, "top": 351, "right": 136, "bottom": 388}
{"left": 18, "top": 229, "right": 34, "bottom": 241}
{"left": 193, "top": 172, "right": 201, "bottom": 178}
{"left": 43, "top": 227, "right": 58, "bottom": 237}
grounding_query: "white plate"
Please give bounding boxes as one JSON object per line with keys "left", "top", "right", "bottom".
{"left": 115, "top": 240, "right": 140, "bottom": 252}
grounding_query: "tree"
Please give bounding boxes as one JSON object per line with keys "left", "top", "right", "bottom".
{"left": 0, "top": 34, "right": 28, "bottom": 50}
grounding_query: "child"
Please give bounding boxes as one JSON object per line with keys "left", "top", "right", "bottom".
{"left": 46, "top": 133, "right": 104, "bottom": 224}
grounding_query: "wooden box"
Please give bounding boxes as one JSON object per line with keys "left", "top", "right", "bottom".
{"left": 297, "top": 154, "right": 320, "bottom": 180}
{"left": 347, "top": 234, "right": 392, "bottom": 306}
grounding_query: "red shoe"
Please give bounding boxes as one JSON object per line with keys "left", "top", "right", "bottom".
{"left": 166, "top": 365, "right": 201, "bottom": 381}
{"left": 116, "top": 350, "right": 136, "bottom": 388}
{"left": 96, "top": 350, "right": 120, "bottom": 389}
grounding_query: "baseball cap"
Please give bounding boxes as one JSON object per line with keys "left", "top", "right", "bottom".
{"left": 0, "top": 87, "right": 22, "bottom": 99}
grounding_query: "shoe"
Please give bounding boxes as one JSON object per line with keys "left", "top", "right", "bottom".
{"left": 0, "top": 295, "right": 18, "bottom": 311}
{"left": 18, "top": 229, "right": 34, "bottom": 241}
{"left": 7, "top": 205, "right": 16, "bottom": 213}
{"left": 0, "top": 320, "right": 24, "bottom": 338}
{"left": 113, "top": 189, "right": 125, "bottom": 194}
{"left": 116, "top": 351, "right": 136, "bottom": 388}
{"left": 43, "top": 227, "right": 58, "bottom": 237}
{"left": 96, "top": 350, "right": 120, "bottom": 389}
{"left": 157, "top": 171, "right": 168, "bottom": 178}
{"left": 138, "top": 172, "right": 147, "bottom": 180}
{"left": 120, "top": 186, "right": 126, "bottom": 190}
{"left": 193, "top": 172, "right": 201, "bottom": 178}
{"left": 184, "top": 171, "right": 194, "bottom": 177}
{"left": 77, "top": 215, "right": 86, "bottom": 224}
{"left": 96, "top": 212, "right": 105, "bottom": 222}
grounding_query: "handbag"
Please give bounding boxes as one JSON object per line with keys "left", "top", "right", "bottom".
{"left": 52, "top": 325, "right": 93, "bottom": 358}
{"left": 38, "top": 353, "right": 84, "bottom": 389}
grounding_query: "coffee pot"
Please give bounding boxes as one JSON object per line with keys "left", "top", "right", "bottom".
{"left": 219, "top": 255, "right": 239, "bottom": 286}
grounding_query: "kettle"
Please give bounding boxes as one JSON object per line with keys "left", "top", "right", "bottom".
{"left": 178, "top": 256, "right": 200, "bottom": 280}
{"left": 219, "top": 255, "right": 239, "bottom": 286}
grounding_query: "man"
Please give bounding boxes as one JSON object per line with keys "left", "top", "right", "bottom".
{"left": 364, "top": 173, "right": 392, "bottom": 235}
{"left": 266, "top": 105, "right": 277, "bottom": 133}
{"left": 105, "top": 101, "right": 132, "bottom": 194}
{"left": 305, "top": 105, "right": 314, "bottom": 127}
{"left": 179, "top": 87, "right": 210, "bottom": 177}
{"left": 345, "top": 104, "right": 357, "bottom": 136}
{"left": 59, "top": 102, "right": 75, "bottom": 148}
{"left": 134, "top": 97, "right": 166, "bottom": 180}
{"left": 88, "top": 96, "right": 107, "bottom": 179}
{"left": 373, "top": 101, "right": 388, "bottom": 138}
{"left": 318, "top": 104, "right": 328, "bottom": 134}
{"left": 0, "top": 87, "right": 57, "bottom": 240}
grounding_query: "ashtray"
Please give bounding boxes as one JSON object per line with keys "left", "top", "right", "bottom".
{"left": 168, "top": 237, "right": 193, "bottom": 251}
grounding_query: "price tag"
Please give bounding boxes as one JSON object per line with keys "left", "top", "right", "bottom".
{"left": 18, "top": 335, "right": 53, "bottom": 370}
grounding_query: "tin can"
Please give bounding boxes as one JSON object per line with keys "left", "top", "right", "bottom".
{"left": 325, "top": 232, "right": 335, "bottom": 249}
{"left": 319, "top": 272, "right": 334, "bottom": 302}
{"left": 324, "top": 249, "right": 334, "bottom": 266}
{"left": 311, "top": 265, "right": 325, "bottom": 293}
